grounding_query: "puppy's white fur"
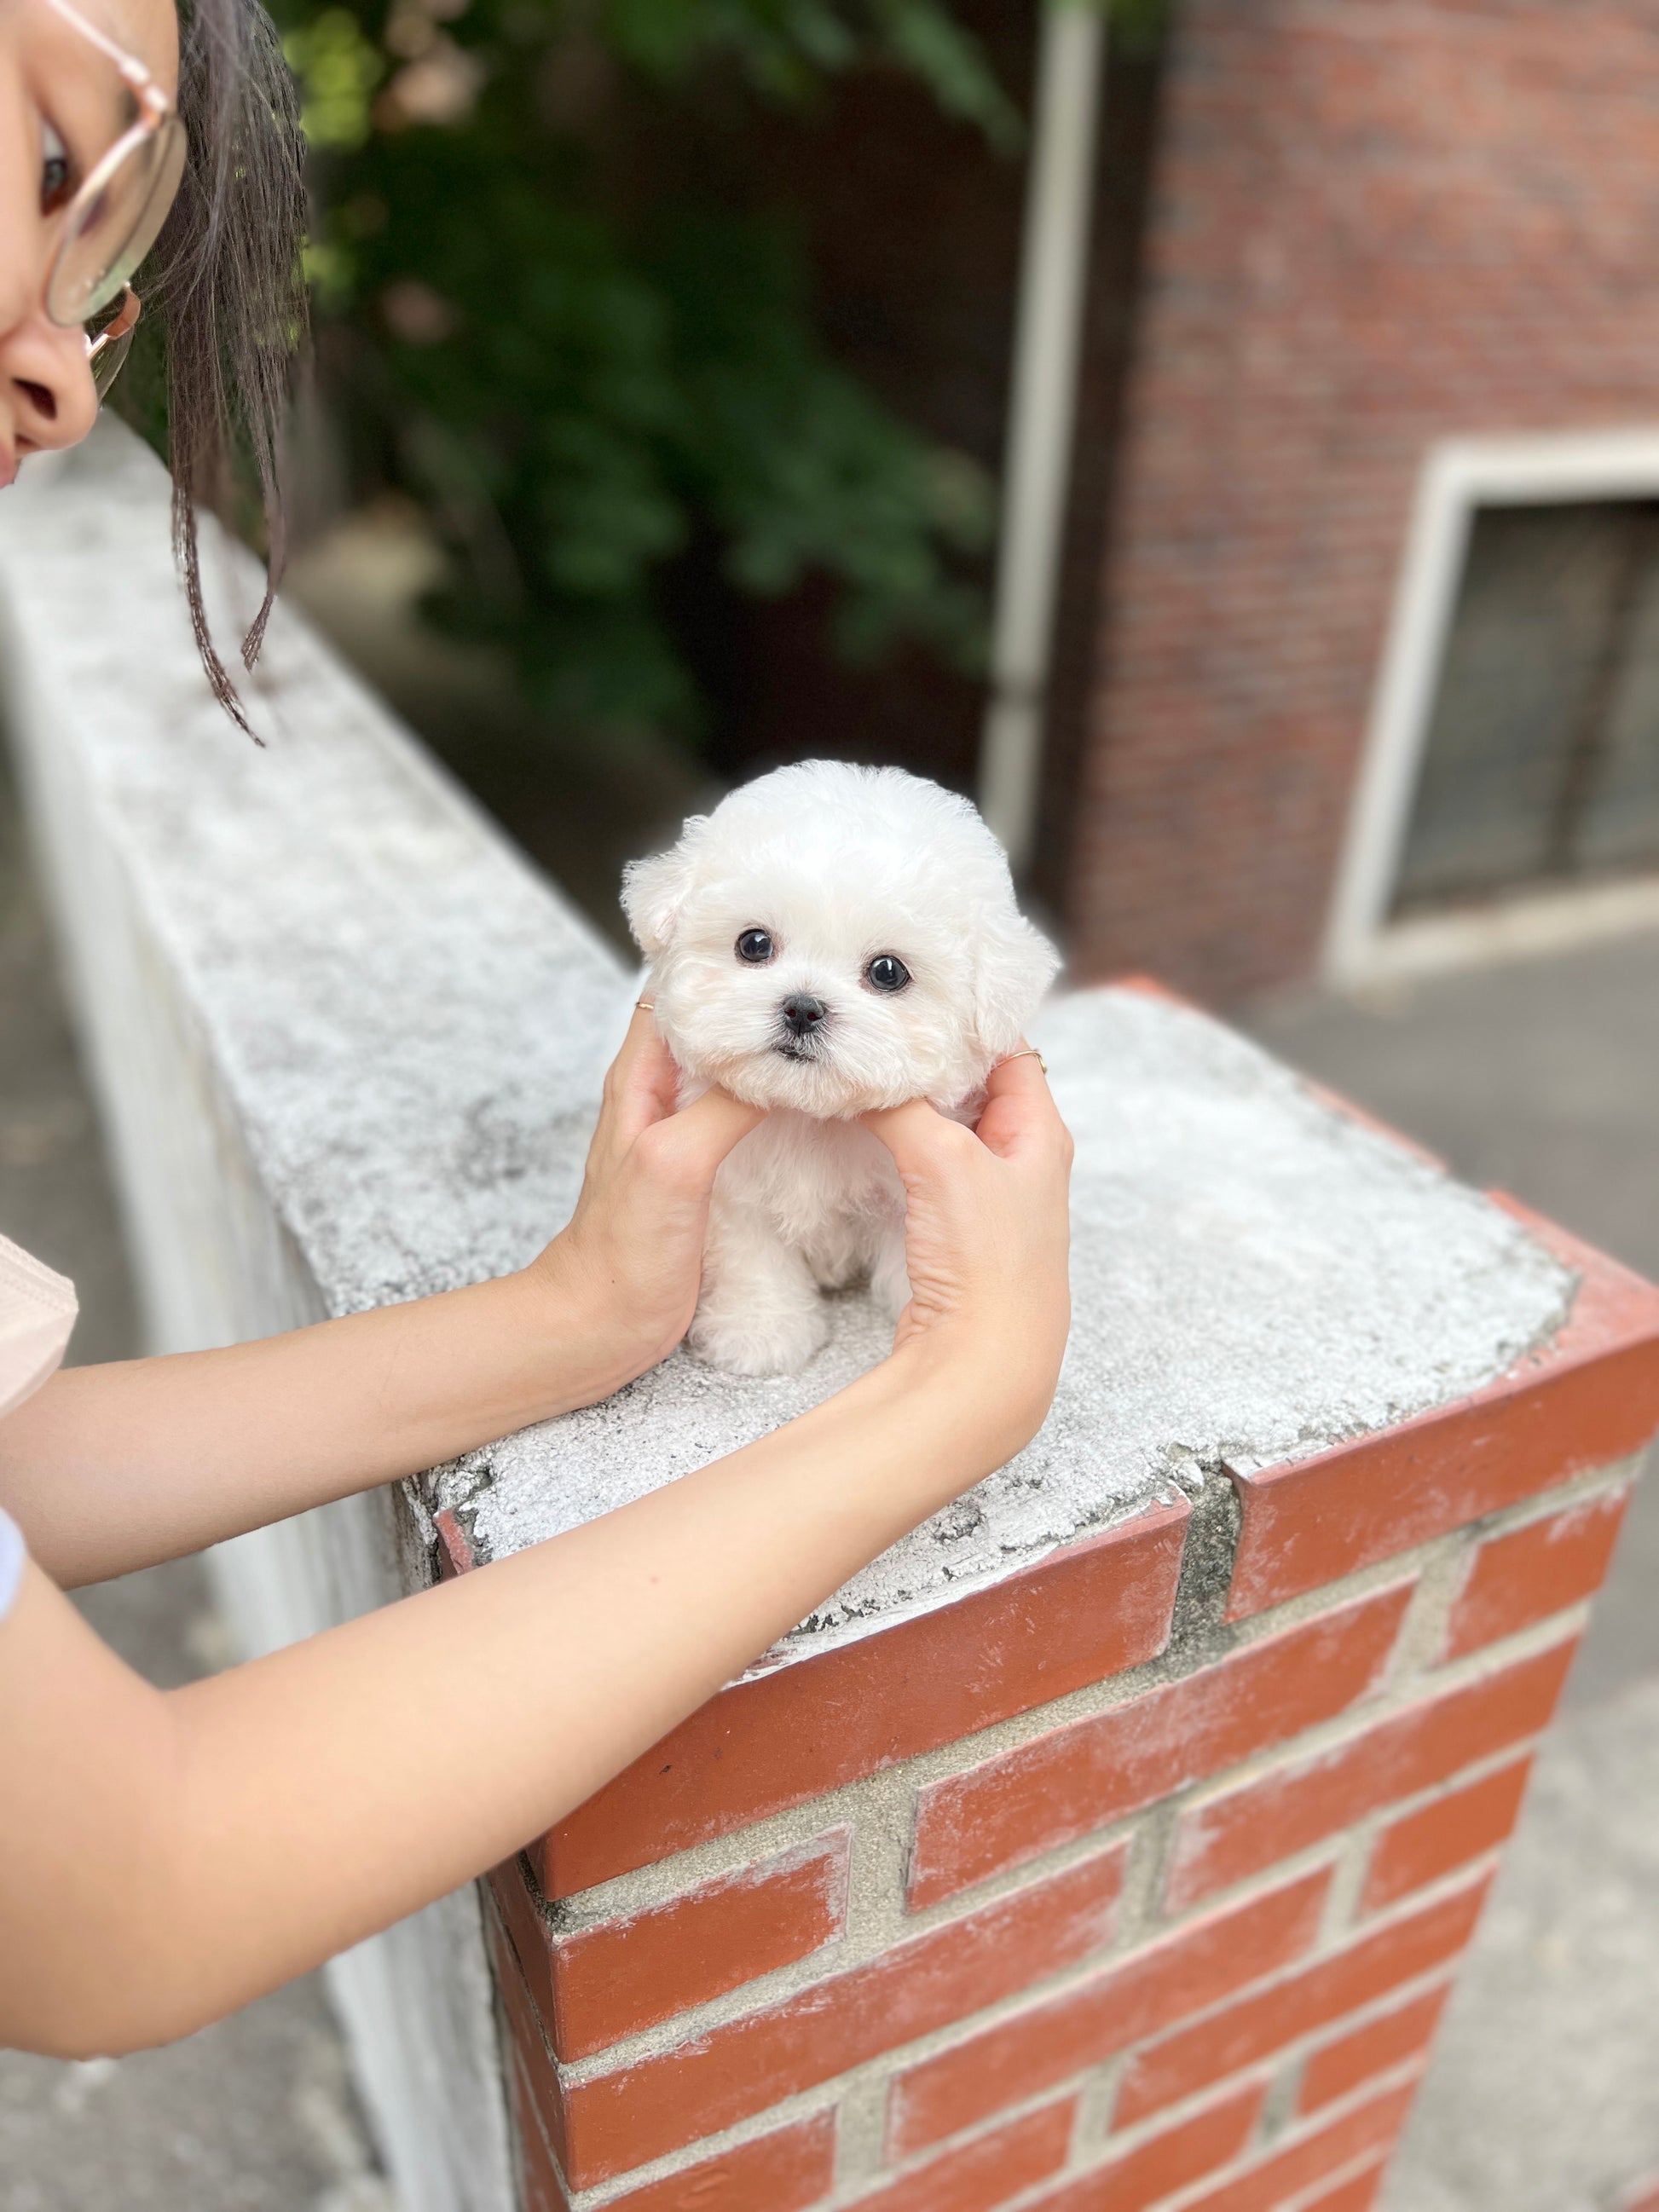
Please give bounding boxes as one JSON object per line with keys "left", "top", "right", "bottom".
{"left": 623, "top": 760, "right": 1059, "bottom": 1375}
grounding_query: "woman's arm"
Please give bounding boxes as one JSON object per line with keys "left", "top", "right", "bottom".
{"left": 0, "top": 1009, "right": 761, "bottom": 1586}
{"left": 0, "top": 1055, "right": 1071, "bottom": 2058}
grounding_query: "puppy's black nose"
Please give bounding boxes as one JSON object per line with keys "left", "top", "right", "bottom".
{"left": 780, "top": 993, "right": 828, "bottom": 1038}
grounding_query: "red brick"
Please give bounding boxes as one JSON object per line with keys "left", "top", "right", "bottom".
{"left": 1166, "top": 1637, "right": 1575, "bottom": 1909}
{"left": 531, "top": 1831, "right": 850, "bottom": 2062}
{"left": 489, "top": 1904, "right": 547, "bottom": 2062}
{"left": 888, "top": 1867, "right": 1330, "bottom": 2160}
{"left": 1298, "top": 2168, "right": 1386, "bottom": 2212}
{"left": 1298, "top": 1079, "right": 1445, "bottom": 1173}
{"left": 1226, "top": 1226, "right": 1659, "bottom": 1619}
{"left": 1298, "top": 1982, "right": 1453, "bottom": 2116}
{"left": 848, "top": 2101, "right": 1074, "bottom": 2212}
{"left": 595, "top": 2114, "right": 838, "bottom": 2212}
{"left": 909, "top": 1582, "right": 1413, "bottom": 1908}
{"left": 490, "top": 1857, "right": 559, "bottom": 2042}
{"left": 1362, "top": 1756, "right": 1533, "bottom": 1915}
{"left": 558, "top": 1846, "right": 1126, "bottom": 2188}
{"left": 1066, "top": 0, "right": 1659, "bottom": 1006}
{"left": 1026, "top": 2080, "right": 1268, "bottom": 2212}
{"left": 1175, "top": 2078, "right": 1419, "bottom": 2212}
{"left": 538, "top": 1504, "right": 1188, "bottom": 1897}
{"left": 489, "top": 1915, "right": 569, "bottom": 2174}
{"left": 1108, "top": 973, "right": 1198, "bottom": 1012}
{"left": 1443, "top": 1487, "right": 1631, "bottom": 1661}
{"left": 1115, "top": 1871, "right": 1489, "bottom": 2128}
{"left": 433, "top": 1506, "right": 476, "bottom": 1580}
{"left": 511, "top": 2045, "right": 569, "bottom": 2212}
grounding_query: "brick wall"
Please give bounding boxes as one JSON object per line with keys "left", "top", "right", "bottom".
{"left": 1063, "top": 0, "right": 1659, "bottom": 1002}
{"left": 460, "top": 1177, "right": 1659, "bottom": 2210}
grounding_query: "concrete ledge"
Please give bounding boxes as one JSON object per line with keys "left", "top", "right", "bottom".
{"left": 445, "top": 979, "right": 1573, "bottom": 1656}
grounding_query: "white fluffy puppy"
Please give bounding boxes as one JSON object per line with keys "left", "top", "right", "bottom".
{"left": 622, "top": 760, "right": 1059, "bottom": 1376}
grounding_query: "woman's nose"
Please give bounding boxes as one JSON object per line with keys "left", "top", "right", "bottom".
{"left": 0, "top": 315, "right": 98, "bottom": 459}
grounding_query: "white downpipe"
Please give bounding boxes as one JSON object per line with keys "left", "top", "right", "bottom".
{"left": 978, "top": 1, "right": 1108, "bottom": 872}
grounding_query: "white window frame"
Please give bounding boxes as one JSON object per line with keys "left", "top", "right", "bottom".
{"left": 1322, "top": 428, "right": 1659, "bottom": 988}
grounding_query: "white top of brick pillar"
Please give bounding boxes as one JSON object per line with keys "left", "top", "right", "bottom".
{"left": 0, "top": 424, "right": 1574, "bottom": 1658}
{"left": 449, "top": 980, "right": 1572, "bottom": 1648}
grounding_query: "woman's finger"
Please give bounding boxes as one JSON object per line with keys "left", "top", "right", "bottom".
{"left": 650, "top": 1084, "right": 765, "bottom": 1184}
{"left": 861, "top": 1098, "right": 977, "bottom": 1180}
{"left": 616, "top": 998, "right": 660, "bottom": 1065}
{"left": 598, "top": 1002, "right": 659, "bottom": 1102}
{"left": 607, "top": 1006, "right": 681, "bottom": 1142}
{"left": 976, "top": 1047, "right": 1068, "bottom": 1160}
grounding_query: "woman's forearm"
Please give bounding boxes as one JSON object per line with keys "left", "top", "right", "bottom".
{"left": 2, "top": 1020, "right": 765, "bottom": 1590}
{"left": 0, "top": 1044, "right": 1072, "bottom": 2057}
{"left": 9, "top": 1340, "right": 1032, "bottom": 2054}
{"left": 0, "top": 1264, "right": 616, "bottom": 1586}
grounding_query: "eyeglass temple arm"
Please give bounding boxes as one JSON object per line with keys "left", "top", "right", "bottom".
{"left": 87, "top": 287, "right": 142, "bottom": 360}
{"left": 41, "top": 0, "right": 153, "bottom": 87}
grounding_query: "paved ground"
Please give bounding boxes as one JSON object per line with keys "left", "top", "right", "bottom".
{"left": 1249, "top": 939, "right": 1659, "bottom": 2212}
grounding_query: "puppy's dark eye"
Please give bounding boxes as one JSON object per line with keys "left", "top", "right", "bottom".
{"left": 736, "top": 928, "right": 776, "bottom": 965}
{"left": 865, "top": 954, "right": 910, "bottom": 994}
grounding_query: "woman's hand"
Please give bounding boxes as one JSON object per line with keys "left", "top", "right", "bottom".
{"left": 864, "top": 1049, "right": 1073, "bottom": 1463}
{"left": 0, "top": 1035, "right": 1071, "bottom": 2059}
{"left": 2, "top": 1004, "right": 760, "bottom": 1588}
{"left": 527, "top": 1004, "right": 763, "bottom": 1398}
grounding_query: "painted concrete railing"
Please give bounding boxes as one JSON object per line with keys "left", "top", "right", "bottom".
{"left": 4, "top": 421, "right": 1659, "bottom": 2212}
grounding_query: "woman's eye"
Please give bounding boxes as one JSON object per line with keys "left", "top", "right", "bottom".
{"left": 865, "top": 954, "right": 910, "bottom": 993}
{"left": 735, "top": 928, "right": 776, "bottom": 965}
{"left": 40, "top": 120, "right": 73, "bottom": 215}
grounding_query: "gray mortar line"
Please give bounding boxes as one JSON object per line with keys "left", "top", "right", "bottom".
{"left": 557, "top": 1861, "right": 1492, "bottom": 2206}
{"left": 557, "top": 1655, "right": 1569, "bottom": 2090}
{"left": 1072, "top": 2054, "right": 1129, "bottom": 2158}
{"left": 1319, "top": 1830, "right": 1380, "bottom": 1949}
{"left": 538, "top": 1453, "right": 1643, "bottom": 1943}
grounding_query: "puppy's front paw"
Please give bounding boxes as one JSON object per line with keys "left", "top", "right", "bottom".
{"left": 690, "top": 1297, "right": 830, "bottom": 1377}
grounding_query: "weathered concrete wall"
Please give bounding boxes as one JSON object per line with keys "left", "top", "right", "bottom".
{"left": 0, "top": 419, "right": 600, "bottom": 2212}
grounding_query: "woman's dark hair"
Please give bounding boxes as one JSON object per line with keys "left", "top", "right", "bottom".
{"left": 147, "top": 0, "right": 309, "bottom": 734}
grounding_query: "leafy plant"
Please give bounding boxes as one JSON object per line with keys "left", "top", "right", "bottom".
{"left": 271, "top": 0, "right": 1030, "bottom": 740}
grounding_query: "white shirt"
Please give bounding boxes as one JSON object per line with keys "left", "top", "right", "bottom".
{"left": 0, "top": 1233, "right": 78, "bottom": 1619}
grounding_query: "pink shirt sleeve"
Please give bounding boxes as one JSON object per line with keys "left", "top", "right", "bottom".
{"left": 0, "top": 1233, "right": 78, "bottom": 1620}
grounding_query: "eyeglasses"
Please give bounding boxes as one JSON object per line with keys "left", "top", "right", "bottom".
{"left": 86, "top": 282, "right": 141, "bottom": 398}
{"left": 38, "top": 0, "right": 188, "bottom": 396}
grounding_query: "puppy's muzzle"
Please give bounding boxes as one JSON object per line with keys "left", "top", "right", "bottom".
{"left": 775, "top": 992, "right": 829, "bottom": 1059}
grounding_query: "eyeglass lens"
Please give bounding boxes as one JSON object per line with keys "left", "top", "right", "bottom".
{"left": 45, "top": 113, "right": 188, "bottom": 326}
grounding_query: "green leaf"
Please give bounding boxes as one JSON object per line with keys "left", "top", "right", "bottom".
{"left": 282, "top": 9, "right": 384, "bottom": 151}
{"left": 274, "top": 0, "right": 1005, "bottom": 738}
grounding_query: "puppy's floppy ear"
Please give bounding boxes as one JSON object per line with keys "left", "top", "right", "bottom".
{"left": 621, "top": 817, "right": 707, "bottom": 956}
{"left": 970, "top": 910, "right": 1061, "bottom": 1060}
